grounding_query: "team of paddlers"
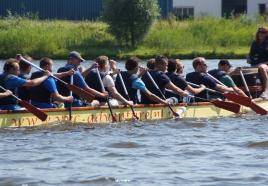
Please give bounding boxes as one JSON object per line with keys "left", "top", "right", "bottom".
{"left": 0, "top": 27, "right": 268, "bottom": 111}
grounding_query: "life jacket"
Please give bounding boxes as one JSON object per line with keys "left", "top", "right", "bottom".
{"left": 18, "top": 74, "right": 30, "bottom": 101}
{"left": 29, "top": 71, "right": 51, "bottom": 103}
{"left": 85, "top": 69, "right": 108, "bottom": 103}
{"left": 141, "top": 70, "right": 168, "bottom": 104}
{"left": 186, "top": 72, "right": 208, "bottom": 102}
{"left": 56, "top": 66, "right": 80, "bottom": 99}
{"left": 208, "top": 69, "right": 226, "bottom": 81}
{"left": 115, "top": 71, "right": 138, "bottom": 104}
{"left": 0, "top": 73, "right": 17, "bottom": 105}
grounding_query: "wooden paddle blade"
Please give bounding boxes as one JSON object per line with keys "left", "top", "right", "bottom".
{"left": 211, "top": 100, "right": 241, "bottom": 114}
{"left": 66, "top": 84, "right": 94, "bottom": 102}
{"left": 19, "top": 100, "right": 48, "bottom": 121}
{"left": 248, "top": 102, "right": 267, "bottom": 115}
{"left": 223, "top": 93, "right": 252, "bottom": 106}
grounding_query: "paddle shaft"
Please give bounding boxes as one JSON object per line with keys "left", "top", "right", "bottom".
{"left": 118, "top": 71, "right": 139, "bottom": 120}
{"left": 68, "top": 75, "right": 73, "bottom": 120}
{"left": 95, "top": 68, "right": 117, "bottom": 122}
{"left": 146, "top": 71, "right": 179, "bottom": 117}
{"left": 18, "top": 56, "right": 68, "bottom": 85}
{"left": 206, "top": 72, "right": 227, "bottom": 87}
{"left": 239, "top": 69, "right": 252, "bottom": 98}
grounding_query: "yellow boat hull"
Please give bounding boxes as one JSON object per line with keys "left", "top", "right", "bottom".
{"left": 0, "top": 100, "right": 267, "bottom": 128}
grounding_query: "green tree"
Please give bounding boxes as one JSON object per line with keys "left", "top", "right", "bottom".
{"left": 102, "top": 0, "right": 159, "bottom": 47}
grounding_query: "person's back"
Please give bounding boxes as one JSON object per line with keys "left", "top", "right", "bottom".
{"left": 115, "top": 71, "right": 138, "bottom": 104}
{"left": 29, "top": 71, "right": 53, "bottom": 108}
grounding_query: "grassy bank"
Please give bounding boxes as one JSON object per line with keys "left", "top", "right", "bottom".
{"left": 0, "top": 15, "right": 267, "bottom": 59}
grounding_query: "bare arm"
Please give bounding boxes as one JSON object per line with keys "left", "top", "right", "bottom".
{"left": 24, "top": 75, "right": 49, "bottom": 87}
{"left": 85, "top": 86, "right": 108, "bottom": 98}
{"left": 233, "top": 86, "right": 247, "bottom": 97}
{"left": 165, "top": 82, "right": 188, "bottom": 97}
{"left": 54, "top": 70, "right": 74, "bottom": 79}
{"left": 0, "top": 90, "right": 12, "bottom": 98}
{"left": 143, "top": 89, "right": 167, "bottom": 105}
{"left": 81, "top": 63, "right": 98, "bottom": 77}
{"left": 215, "top": 84, "right": 234, "bottom": 93}
{"left": 51, "top": 92, "right": 73, "bottom": 102}
{"left": 107, "top": 86, "right": 132, "bottom": 106}
{"left": 185, "top": 84, "right": 206, "bottom": 95}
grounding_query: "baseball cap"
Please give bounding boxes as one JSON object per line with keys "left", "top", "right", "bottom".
{"left": 68, "top": 51, "right": 85, "bottom": 62}
{"left": 218, "top": 59, "right": 232, "bottom": 67}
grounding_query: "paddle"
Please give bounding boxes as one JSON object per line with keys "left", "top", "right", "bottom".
{"left": 118, "top": 70, "right": 139, "bottom": 120}
{"left": 188, "top": 95, "right": 241, "bottom": 114}
{"left": 68, "top": 74, "right": 73, "bottom": 120}
{"left": 0, "top": 86, "right": 48, "bottom": 121}
{"left": 146, "top": 71, "right": 180, "bottom": 117}
{"left": 16, "top": 55, "right": 94, "bottom": 103}
{"left": 165, "top": 88, "right": 241, "bottom": 114}
{"left": 95, "top": 68, "right": 117, "bottom": 123}
{"left": 207, "top": 72, "right": 267, "bottom": 115}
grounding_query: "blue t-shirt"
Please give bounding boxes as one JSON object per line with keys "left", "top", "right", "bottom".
{"left": 43, "top": 77, "right": 57, "bottom": 94}
{"left": 132, "top": 78, "right": 146, "bottom": 92}
{"left": 5, "top": 75, "right": 27, "bottom": 89}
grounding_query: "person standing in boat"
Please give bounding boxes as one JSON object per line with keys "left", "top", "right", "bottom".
{"left": 208, "top": 59, "right": 247, "bottom": 97}
{"left": 18, "top": 56, "right": 32, "bottom": 101}
{"left": 0, "top": 58, "right": 49, "bottom": 110}
{"left": 141, "top": 55, "right": 189, "bottom": 104}
{"left": 115, "top": 57, "right": 168, "bottom": 105}
{"left": 248, "top": 27, "right": 268, "bottom": 99}
{"left": 166, "top": 59, "right": 206, "bottom": 102}
{"left": 85, "top": 55, "right": 133, "bottom": 106}
{"left": 56, "top": 51, "right": 108, "bottom": 107}
{"left": 29, "top": 58, "right": 74, "bottom": 108}
{"left": 186, "top": 57, "right": 234, "bottom": 102}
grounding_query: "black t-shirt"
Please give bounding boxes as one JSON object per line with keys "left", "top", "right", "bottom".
{"left": 141, "top": 70, "right": 170, "bottom": 104}
{"left": 166, "top": 72, "right": 188, "bottom": 90}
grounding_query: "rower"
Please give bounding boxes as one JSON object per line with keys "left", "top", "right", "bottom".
{"left": 147, "top": 58, "right": 155, "bottom": 70}
{"left": 115, "top": 57, "right": 168, "bottom": 104}
{"left": 85, "top": 55, "right": 133, "bottom": 106}
{"left": 141, "top": 55, "right": 189, "bottom": 104}
{"left": 248, "top": 27, "right": 268, "bottom": 99}
{"left": 166, "top": 59, "right": 206, "bottom": 102}
{"left": 186, "top": 57, "right": 234, "bottom": 102}
{"left": 29, "top": 58, "right": 73, "bottom": 109}
{"left": 208, "top": 59, "right": 247, "bottom": 97}
{"left": 18, "top": 56, "right": 32, "bottom": 101}
{"left": 0, "top": 58, "right": 49, "bottom": 110}
{"left": 56, "top": 51, "right": 108, "bottom": 107}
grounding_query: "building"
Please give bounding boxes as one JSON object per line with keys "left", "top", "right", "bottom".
{"left": 0, "top": 0, "right": 172, "bottom": 20}
{"left": 172, "top": 0, "right": 268, "bottom": 19}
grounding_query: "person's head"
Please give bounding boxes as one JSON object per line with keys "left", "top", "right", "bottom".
{"left": 147, "top": 58, "right": 155, "bottom": 70}
{"left": 3, "top": 58, "right": 20, "bottom": 75}
{"left": 167, "top": 58, "right": 184, "bottom": 74}
{"left": 256, "top": 27, "right": 268, "bottom": 43}
{"left": 155, "top": 55, "right": 168, "bottom": 72}
{"left": 19, "top": 56, "right": 32, "bottom": 74}
{"left": 125, "top": 57, "right": 140, "bottom": 73}
{"left": 40, "top": 57, "right": 53, "bottom": 72}
{"left": 192, "top": 57, "right": 207, "bottom": 73}
{"left": 218, "top": 59, "right": 232, "bottom": 73}
{"left": 67, "top": 51, "right": 85, "bottom": 67}
{"left": 96, "top": 55, "right": 109, "bottom": 71}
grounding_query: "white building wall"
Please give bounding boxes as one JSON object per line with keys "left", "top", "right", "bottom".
{"left": 172, "top": 0, "right": 222, "bottom": 17}
{"left": 247, "top": 0, "right": 268, "bottom": 17}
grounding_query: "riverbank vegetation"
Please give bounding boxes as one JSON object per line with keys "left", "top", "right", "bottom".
{"left": 0, "top": 15, "right": 267, "bottom": 59}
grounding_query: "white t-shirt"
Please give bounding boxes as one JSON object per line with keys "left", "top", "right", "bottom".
{"left": 103, "top": 75, "right": 115, "bottom": 88}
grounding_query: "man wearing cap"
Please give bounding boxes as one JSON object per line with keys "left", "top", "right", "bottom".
{"left": 208, "top": 59, "right": 247, "bottom": 97}
{"left": 56, "top": 51, "right": 108, "bottom": 107}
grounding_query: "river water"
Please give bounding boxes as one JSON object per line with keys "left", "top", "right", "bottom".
{"left": 0, "top": 59, "right": 268, "bottom": 186}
